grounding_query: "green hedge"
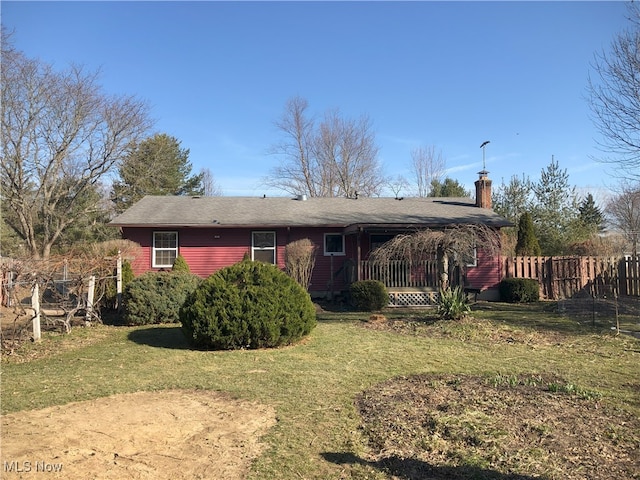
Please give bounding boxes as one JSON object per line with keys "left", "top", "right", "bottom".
{"left": 499, "top": 278, "right": 540, "bottom": 303}
{"left": 350, "top": 280, "right": 389, "bottom": 311}
{"left": 179, "top": 260, "right": 316, "bottom": 350}
{"left": 122, "top": 271, "right": 201, "bottom": 325}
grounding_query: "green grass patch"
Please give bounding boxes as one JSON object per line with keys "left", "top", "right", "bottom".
{"left": 2, "top": 302, "right": 639, "bottom": 479}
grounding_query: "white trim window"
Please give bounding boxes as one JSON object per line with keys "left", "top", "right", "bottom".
{"left": 153, "top": 231, "right": 178, "bottom": 268}
{"left": 252, "top": 231, "right": 276, "bottom": 264}
{"left": 324, "top": 233, "right": 345, "bottom": 256}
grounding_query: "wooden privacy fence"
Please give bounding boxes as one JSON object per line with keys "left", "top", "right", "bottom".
{"left": 502, "top": 255, "right": 640, "bottom": 300}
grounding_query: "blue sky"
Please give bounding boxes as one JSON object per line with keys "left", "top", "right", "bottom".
{"left": 2, "top": 1, "right": 630, "bottom": 202}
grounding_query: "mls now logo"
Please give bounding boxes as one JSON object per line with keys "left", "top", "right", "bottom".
{"left": 4, "top": 460, "right": 63, "bottom": 473}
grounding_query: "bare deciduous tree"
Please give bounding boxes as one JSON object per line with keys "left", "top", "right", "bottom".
{"left": 201, "top": 168, "right": 223, "bottom": 196}
{"left": 1, "top": 31, "right": 151, "bottom": 258}
{"left": 606, "top": 181, "right": 640, "bottom": 256}
{"left": 316, "top": 109, "right": 384, "bottom": 197}
{"left": 267, "top": 96, "right": 385, "bottom": 197}
{"left": 411, "top": 145, "right": 445, "bottom": 197}
{"left": 267, "top": 96, "right": 319, "bottom": 196}
{"left": 387, "top": 175, "right": 410, "bottom": 199}
{"left": 588, "top": 3, "right": 640, "bottom": 179}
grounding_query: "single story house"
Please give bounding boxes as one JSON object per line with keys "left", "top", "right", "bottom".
{"left": 110, "top": 172, "right": 511, "bottom": 305}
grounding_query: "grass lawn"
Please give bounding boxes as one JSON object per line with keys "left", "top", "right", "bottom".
{"left": 2, "top": 302, "right": 639, "bottom": 479}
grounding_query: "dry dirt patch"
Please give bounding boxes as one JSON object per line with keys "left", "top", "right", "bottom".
{"left": 1, "top": 390, "right": 276, "bottom": 480}
{"left": 356, "top": 373, "right": 640, "bottom": 480}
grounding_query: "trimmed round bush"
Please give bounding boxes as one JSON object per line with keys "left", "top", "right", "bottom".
{"left": 179, "top": 260, "right": 316, "bottom": 350}
{"left": 172, "top": 254, "right": 191, "bottom": 274}
{"left": 350, "top": 280, "right": 389, "bottom": 311}
{"left": 122, "top": 271, "right": 201, "bottom": 325}
{"left": 499, "top": 278, "right": 540, "bottom": 303}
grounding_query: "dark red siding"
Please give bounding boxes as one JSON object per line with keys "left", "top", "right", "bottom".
{"left": 465, "top": 248, "right": 502, "bottom": 290}
{"left": 120, "top": 227, "right": 502, "bottom": 294}
{"left": 121, "top": 226, "right": 356, "bottom": 294}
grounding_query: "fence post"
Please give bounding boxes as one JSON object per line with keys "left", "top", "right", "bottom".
{"left": 633, "top": 255, "right": 640, "bottom": 296}
{"left": 116, "top": 252, "right": 123, "bottom": 312}
{"left": 31, "top": 282, "right": 41, "bottom": 341}
{"left": 86, "top": 275, "right": 95, "bottom": 323}
{"left": 618, "top": 257, "right": 627, "bottom": 296}
{"left": 0, "top": 268, "right": 4, "bottom": 308}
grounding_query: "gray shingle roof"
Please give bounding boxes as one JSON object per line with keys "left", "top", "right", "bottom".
{"left": 109, "top": 195, "right": 512, "bottom": 229}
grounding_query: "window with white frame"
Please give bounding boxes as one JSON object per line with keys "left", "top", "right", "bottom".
{"left": 252, "top": 231, "right": 276, "bottom": 264}
{"left": 153, "top": 231, "right": 178, "bottom": 268}
{"left": 324, "top": 233, "right": 345, "bottom": 256}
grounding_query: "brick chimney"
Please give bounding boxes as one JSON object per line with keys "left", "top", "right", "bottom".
{"left": 475, "top": 170, "right": 492, "bottom": 209}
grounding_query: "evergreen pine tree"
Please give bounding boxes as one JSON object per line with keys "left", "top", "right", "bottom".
{"left": 531, "top": 157, "right": 580, "bottom": 255}
{"left": 515, "top": 212, "right": 542, "bottom": 256}
{"left": 112, "top": 133, "right": 204, "bottom": 213}
{"left": 429, "top": 177, "right": 471, "bottom": 197}
{"left": 578, "top": 193, "right": 605, "bottom": 233}
{"left": 492, "top": 174, "right": 532, "bottom": 225}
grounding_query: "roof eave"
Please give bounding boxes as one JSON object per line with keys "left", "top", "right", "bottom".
{"left": 344, "top": 220, "right": 512, "bottom": 234}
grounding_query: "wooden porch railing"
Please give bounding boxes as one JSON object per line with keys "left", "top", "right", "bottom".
{"left": 360, "top": 260, "right": 439, "bottom": 288}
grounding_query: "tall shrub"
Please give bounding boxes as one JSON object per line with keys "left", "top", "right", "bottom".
{"left": 285, "top": 238, "right": 317, "bottom": 290}
{"left": 180, "top": 260, "right": 316, "bottom": 350}
{"left": 515, "top": 212, "right": 542, "bottom": 256}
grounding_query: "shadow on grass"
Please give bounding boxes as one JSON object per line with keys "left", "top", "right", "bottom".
{"left": 322, "top": 452, "right": 540, "bottom": 480}
{"left": 127, "top": 326, "right": 191, "bottom": 350}
{"left": 316, "top": 312, "right": 372, "bottom": 324}
{"left": 316, "top": 301, "right": 614, "bottom": 338}
{"left": 470, "top": 301, "right": 598, "bottom": 336}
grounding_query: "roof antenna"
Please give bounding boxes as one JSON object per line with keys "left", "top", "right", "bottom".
{"left": 480, "top": 140, "right": 490, "bottom": 171}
